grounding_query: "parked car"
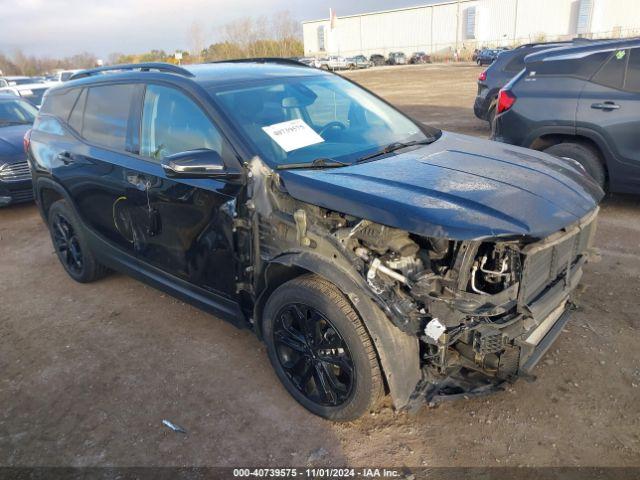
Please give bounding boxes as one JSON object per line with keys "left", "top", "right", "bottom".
{"left": 0, "top": 81, "right": 56, "bottom": 108}
{"left": 318, "top": 56, "right": 350, "bottom": 71}
{"left": 28, "top": 61, "right": 601, "bottom": 421}
{"left": 493, "top": 38, "right": 640, "bottom": 192}
{"left": 4, "top": 76, "right": 37, "bottom": 86}
{"left": 347, "top": 55, "right": 373, "bottom": 69}
{"left": 409, "top": 52, "right": 431, "bottom": 64}
{"left": 0, "top": 96, "right": 37, "bottom": 206}
{"left": 369, "top": 54, "right": 386, "bottom": 66}
{"left": 298, "top": 57, "right": 322, "bottom": 68}
{"left": 49, "top": 69, "right": 83, "bottom": 82}
{"left": 387, "top": 52, "right": 407, "bottom": 65}
{"left": 474, "top": 39, "right": 593, "bottom": 125}
{"left": 476, "top": 49, "right": 501, "bottom": 66}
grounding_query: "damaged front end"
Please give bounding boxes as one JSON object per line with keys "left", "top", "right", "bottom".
{"left": 245, "top": 156, "right": 599, "bottom": 410}
{"left": 342, "top": 211, "right": 598, "bottom": 406}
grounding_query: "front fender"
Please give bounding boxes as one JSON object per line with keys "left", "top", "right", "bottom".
{"left": 263, "top": 251, "right": 422, "bottom": 409}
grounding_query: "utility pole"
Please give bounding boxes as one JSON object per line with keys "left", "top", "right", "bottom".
{"left": 513, "top": 0, "right": 519, "bottom": 45}
{"left": 455, "top": 0, "right": 461, "bottom": 52}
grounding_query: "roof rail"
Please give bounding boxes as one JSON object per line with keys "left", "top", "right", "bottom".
{"left": 69, "top": 62, "right": 195, "bottom": 80}
{"left": 211, "top": 57, "right": 308, "bottom": 67}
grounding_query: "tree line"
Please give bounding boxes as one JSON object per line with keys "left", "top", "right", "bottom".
{"left": 0, "top": 12, "right": 303, "bottom": 76}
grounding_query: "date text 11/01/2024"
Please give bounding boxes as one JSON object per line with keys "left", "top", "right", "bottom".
{"left": 233, "top": 468, "right": 402, "bottom": 478}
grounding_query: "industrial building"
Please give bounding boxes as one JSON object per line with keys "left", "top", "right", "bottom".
{"left": 302, "top": 0, "right": 640, "bottom": 59}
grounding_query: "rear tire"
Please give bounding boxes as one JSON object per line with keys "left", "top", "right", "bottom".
{"left": 263, "top": 274, "right": 384, "bottom": 421}
{"left": 47, "top": 200, "right": 109, "bottom": 283}
{"left": 544, "top": 142, "right": 607, "bottom": 188}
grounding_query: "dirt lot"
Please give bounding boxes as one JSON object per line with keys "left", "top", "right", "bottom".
{"left": 1, "top": 64, "right": 639, "bottom": 468}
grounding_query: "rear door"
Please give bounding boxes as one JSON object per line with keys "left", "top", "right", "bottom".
{"left": 577, "top": 47, "right": 640, "bottom": 189}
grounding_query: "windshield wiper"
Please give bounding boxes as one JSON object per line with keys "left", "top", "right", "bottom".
{"left": 276, "top": 157, "right": 350, "bottom": 170}
{"left": 354, "top": 139, "right": 434, "bottom": 164}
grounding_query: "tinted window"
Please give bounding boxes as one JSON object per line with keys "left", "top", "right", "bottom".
{"left": 140, "top": 84, "right": 222, "bottom": 160}
{"left": 504, "top": 52, "right": 527, "bottom": 72}
{"left": 592, "top": 50, "right": 627, "bottom": 89}
{"left": 534, "top": 51, "right": 609, "bottom": 79}
{"left": 83, "top": 84, "right": 136, "bottom": 149}
{"left": 40, "top": 88, "right": 80, "bottom": 119}
{"left": 624, "top": 48, "right": 640, "bottom": 92}
{"left": 68, "top": 88, "right": 86, "bottom": 133}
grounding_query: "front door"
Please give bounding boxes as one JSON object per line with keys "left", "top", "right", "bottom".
{"left": 58, "top": 81, "right": 243, "bottom": 300}
{"left": 130, "top": 83, "right": 243, "bottom": 298}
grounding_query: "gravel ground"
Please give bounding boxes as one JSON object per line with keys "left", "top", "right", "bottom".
{"left": 0, "top": 63, "right": 639, "bottom": 467}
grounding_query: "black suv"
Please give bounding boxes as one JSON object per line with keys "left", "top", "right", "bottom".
{"left": 28, "top": 61, "right": 601, "bottom": 421}
{"left": 474, "top": 40, "right": 591, "bottom": 125}
{"left": 493, "top": 38, "right": 640, "bottom": 192}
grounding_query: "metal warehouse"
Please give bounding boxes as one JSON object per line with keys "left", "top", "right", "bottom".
{"left": 302, "top": 0, "right": 640, "bottom": 58}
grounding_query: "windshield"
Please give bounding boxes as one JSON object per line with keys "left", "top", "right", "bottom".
{"left": 213, "top": 74, "right": 438, "bottom": 167}
{"left": 0, "top": 99, "right": 38, "bottom": 125}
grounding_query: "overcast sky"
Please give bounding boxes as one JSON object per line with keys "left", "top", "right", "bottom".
{"left": 0, "top": 0, "right": 439, "bottom": 58}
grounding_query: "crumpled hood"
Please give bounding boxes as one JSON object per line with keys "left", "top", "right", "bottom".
{"left": 0, "top": 124, "right": 30, "bottom": 162}
{"left": 278, "top": 132, "right": 604, "bottom": 240}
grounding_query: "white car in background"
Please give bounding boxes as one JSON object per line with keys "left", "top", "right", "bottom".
{"left": 48, "top": 69, "right": 83, "bottom": 82}
{"left": 0, "top": 81, "right": 57, "bottom": 108}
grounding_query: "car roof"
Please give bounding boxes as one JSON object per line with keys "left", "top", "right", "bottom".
{"left": 526, "top": 37, "right": 640, "bottom": 63}
{"left": 57, "top": 61, "right": 331, "bottom": 92}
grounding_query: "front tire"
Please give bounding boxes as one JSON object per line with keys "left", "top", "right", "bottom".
{"left": 47, "top": 200, "right": 109, "bottom": 283}
{"left": 544, "top": 142, "right": 607, "bottom": 188}
{"left": 263, "top": 274, "right": 384, "bottom": 421}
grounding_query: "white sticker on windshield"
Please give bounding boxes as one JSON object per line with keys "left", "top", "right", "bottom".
{"left": 262, "top": 119, "right": 324, "bottom": 152}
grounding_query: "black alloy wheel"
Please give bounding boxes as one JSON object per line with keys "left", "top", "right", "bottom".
{"left": 51, "top": 212, "right": 84, "bottom": 275}
{"left": 273, "top": 303, "right": 354, "bottom": 407}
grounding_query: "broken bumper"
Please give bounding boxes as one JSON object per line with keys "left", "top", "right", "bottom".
{"left": 409, "top": 300, "right": 575, "bottom": 408}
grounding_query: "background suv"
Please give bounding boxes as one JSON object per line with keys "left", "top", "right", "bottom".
{"left": 474, "top": 40, "right": 591, "bottom": 125}
{"left": 493, "top": 38, "right": 640, "bottom": 192}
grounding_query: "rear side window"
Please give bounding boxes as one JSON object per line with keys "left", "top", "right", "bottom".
{"left": 624, "top": 48, "right": 640, "bottom": 92}
{"left": 83, "top": 84, "right": 136, "bottom": 149}
{"left": 504, "top": 53, "right": 527, "bottom": 73}
{"left": 39, "top": 88, "right": 80, "bottom": 119}
{"left": 592, "top": 50, "right": 627, "bottom": 89}
{"left": 68, "top": 88, "right": 87, "bottom": 133}
{"left": 534, "top": 51, "right": 609, "bottom": 79}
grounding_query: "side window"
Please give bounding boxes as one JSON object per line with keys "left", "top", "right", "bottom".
{"left": 504, "top": 53, "right": 526, "bottom": 73}
{"left": 33, "top": 116, "right": 65, "bottom": 136}
{"left": 592, "top": 50, "right": 627, "bottom": 90}
{"left": 68, "top": 88, "right": 87, "bottom": 133}
{"left": 39, "top": 88, "right": 80, "bottom": 120}
{"left": 624, "top": 48, "right": 640, "bottom": 92}
{"left": 83, "top": 84, "right": 137, "bottom": 150}
{"left": 535, "top": 51, "right": 609, "bottom": 79}
{"left": 140, "top": 84, "right": 222, "bottom": 160}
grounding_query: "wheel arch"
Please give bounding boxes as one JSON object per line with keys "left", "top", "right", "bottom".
{"left": 34, "top": 177, "right": 76, "bottom": 220}
{"left": 255, "top": 252, "right": 422, "bottom": 410}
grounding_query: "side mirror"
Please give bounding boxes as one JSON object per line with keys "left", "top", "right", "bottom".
{"left": 161, "top": 149, "right": 230, "bottom": 179}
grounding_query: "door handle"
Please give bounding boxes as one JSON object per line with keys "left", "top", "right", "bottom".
{"left": 56, "top": 151, "right": 75, "bottom": 165}
{"left": 591, "top": 102, "right": 620, "bottom": 111}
